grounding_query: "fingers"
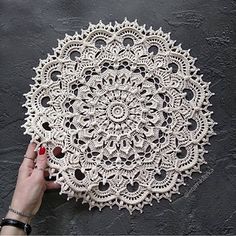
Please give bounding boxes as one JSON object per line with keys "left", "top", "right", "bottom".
{"left": 19, "top": 142, "right": 37, "bottom": 179}
{"left": 44, "top": 169, "right": 61, "bottom": 190}
{"left": 45, "top": 181, "right": 61, "bottom": 190}
{"left": 22, "top": 142, "right": 37, "bottom": 167}
{"left": 32, "top": 146, "right": 47, "bottom": 179}
{"left": 19, "top": 142, "right": 61, "bottom": 193}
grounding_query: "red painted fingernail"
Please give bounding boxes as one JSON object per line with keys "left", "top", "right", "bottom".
{"left": 39, "top": 146, "right": 46, "bottom": 155}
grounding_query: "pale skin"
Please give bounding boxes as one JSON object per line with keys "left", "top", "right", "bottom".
{"left": 0, "top": 142, "right": 61, "bottom": 235}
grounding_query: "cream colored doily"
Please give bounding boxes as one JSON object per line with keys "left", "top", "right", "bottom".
{"left": 21, "top": 18, "right": 216, "bottom": 214}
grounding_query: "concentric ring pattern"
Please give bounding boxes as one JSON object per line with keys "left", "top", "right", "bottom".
{"left": 21, "top": 18, "right": 216, "bottom": 214}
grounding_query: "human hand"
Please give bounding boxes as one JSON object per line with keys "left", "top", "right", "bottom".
{"left": 4, "top": 141, "right": 61, "bottom": 224}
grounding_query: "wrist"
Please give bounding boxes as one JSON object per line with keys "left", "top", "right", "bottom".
{"left": 5, "top": 211, "right": 33, "bottom": 224}
{"left": 0, "top": 217, "right": 31, "bottom": 235}
{"left": 0, "top": 224, "right": 27, "bottom": 235}
{"left": 7, "top": 204, "right": 35, "bottom": 223}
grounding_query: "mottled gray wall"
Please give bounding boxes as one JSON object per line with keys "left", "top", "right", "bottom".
{"left": 0, "top": 0, "right": 236, "bottom": 235}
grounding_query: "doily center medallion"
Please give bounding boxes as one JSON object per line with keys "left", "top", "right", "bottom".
{"left": 21, "top": 18, "right": 216, "bottom": 214}
{"left": 107, "top": 102, "right": 129, "bottom": 122}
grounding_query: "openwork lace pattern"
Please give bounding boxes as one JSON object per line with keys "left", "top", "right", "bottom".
{"left": 22, "top": 19, "right": 216, "bottom": 214}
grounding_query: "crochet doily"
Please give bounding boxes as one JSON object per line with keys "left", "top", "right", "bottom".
{"left": 21, "top": 18, "right": 216, "bottom": 214}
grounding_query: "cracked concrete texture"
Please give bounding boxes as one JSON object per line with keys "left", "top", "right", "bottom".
{"left": 0, "top": 0, "right": 235, "bottom": 235}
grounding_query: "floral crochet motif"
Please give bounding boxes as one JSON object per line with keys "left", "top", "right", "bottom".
{"left": 21, "top": 18, "right": 216, "bottom": 214}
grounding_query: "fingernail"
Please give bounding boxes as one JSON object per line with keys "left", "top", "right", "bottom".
{"left": 39, "top": 146, "right": 46, "bottom": 155}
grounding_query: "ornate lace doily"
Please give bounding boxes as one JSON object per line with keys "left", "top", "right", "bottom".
{"left": 21, "top": 18, "right": 216, "bottom": 214}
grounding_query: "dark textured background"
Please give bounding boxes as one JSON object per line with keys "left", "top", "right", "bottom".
{"left": 0, "top": 0, "right": 236, "bottom": 235}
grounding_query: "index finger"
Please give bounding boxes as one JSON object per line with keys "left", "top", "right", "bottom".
{"left": 21, "top": 142, "right": 37, "bottom": 169}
